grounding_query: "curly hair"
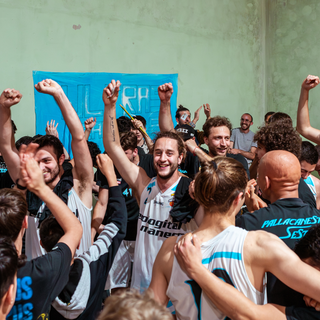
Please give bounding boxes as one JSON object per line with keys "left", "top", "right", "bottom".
{"left": 295, "top": 225, "right": 320, "bottom": 267}
{"left": 254, "top": 121, "right": 301, "bottom": 158}
{"left": 120, "top": 132, "right": 138, "bottom": 151}
{"left": 203, "top": 116, "right": 232, "bottom": 138}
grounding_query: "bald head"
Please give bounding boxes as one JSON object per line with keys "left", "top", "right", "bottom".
{"left": 258, "top": 150, "right": 300, "bottom": 202}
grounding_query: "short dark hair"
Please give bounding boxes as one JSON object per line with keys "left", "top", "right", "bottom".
{"left": 134, "top": 115, "right": 146, "bottom": 127}
{"left": 295, "top": 225, "right": 320, "bottom": 267}
{"left": 300, "top": 141, "right": 318, "bottom": 165}
{"left": 254, "top": 121, "right": 301, "bottom": 159}
{"left": 120, "top": 132, "right": 138, "bottom": 151}
{"left": 39, "top": 216, "right": 64, "bottom": 252}
{"left": 0, "top": 189, "right": 28, "bottom": 241}
{"left": 203, "top": 116, "right": 232, "bottom": 138}
{"left": 268, "top": 112, "right": 292, "bottom": 126}
{"left": 33, "top": 135, "right": 64, "bottom": 161}
{"left": 117, "top": 116, "right": 134, "bottom": 134}
{"left": 315, "top": 145, "right": 320, "bottom": 159}
{"left": 87, "top": 141, "right": 101, "bottom": 167}
{"left": 0, "top": 237, "right": 26, "bottom": 301}
{"left": 264, "top": 111, "right": 275, "bottom": 122}
{"left": 15, "top": 136, "right": 33, "bottom": 151}
{"left": 175, "top": 105, "right": 190, "bottom": 119}
{"left": 243, "top": 113, "right": 253, "bottom": 122}
{"left": 153, "top": 131, "right": 186, "bottom": 160}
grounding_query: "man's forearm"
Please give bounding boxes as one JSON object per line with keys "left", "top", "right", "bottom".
{"left": 159, "top": 101, "right": 174, "bottom": 132}
{"left": 239, "top": 150, "right": 255, "bottom": 160}
{"left": 103, "top": 103, "right": 121, "bottom": 149}
{"left": 296, "top": 88, "right": 310, "bottom": 134}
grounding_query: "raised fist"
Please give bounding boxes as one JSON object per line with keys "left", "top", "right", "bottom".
{"left": 158, "top": 83, "right": 173, "bottom": 103}
{"left": 103, "top": 80, "right": 121, "bottom": 106}
{"left": 0, "top": 89, "right": 22, "bottom": 108}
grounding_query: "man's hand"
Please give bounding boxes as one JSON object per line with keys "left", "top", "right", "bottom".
{"left": 245, "top": 185, "right": 267, "bottom": 212}
{"left": 229, "top": 148, "right": 241, "bottom": 155}
{"left": 193, "top": 105, "right": 203, "bottom": 123}
{"left": 301, "top": 75, "right": 320, "bottom": 92}
{"left": 45, "top": 119, "right": 59, "bottom": 138}
{"left": 103, "top": 80, "right": 121, "bottom": 106}
{"left": 158, "top": 83, "right": 173, "bottom": 104}
{"left": 174, "top": 233, "right": 203, "bottom": 279}
{"left": 132, "top": 118, "right": 144, "bottom": 130}
{"left": 203, "top": 103, "right": 211, "bottom": 119}
{"left": 304, "top": 295, "right": 320, "bottom": 311}
{"left": 96, "top": 154, "right": 116, "bottom": 183}
{"left": 34, "top": 79, "right": 63, "bottom": 97}
{"left": 185, "top": 138, "right": 198, "bottom": 153}
{"left": 0, "top": 89, "right": 22, "bottom": 108}
{"left": 85, "top": 117, "right": 97, "bottom": 130}
{"left": 20, "top": 144, "right": 46, "bottom": 194}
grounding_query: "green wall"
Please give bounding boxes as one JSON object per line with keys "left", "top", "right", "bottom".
{"left": 266, "top": 0, "right": 320, "bottom": 128}
{"left": 0, "top": 0, "right": 264, "bottom": 138}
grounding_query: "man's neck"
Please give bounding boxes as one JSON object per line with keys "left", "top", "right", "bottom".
{"left": 156, "top": 171, "right": 180, "bottom": 193}
{"left": 133, "top": 154, "right": 140, "bottom": 165}
{"left": 137, "top": 139, "right": 144, "bottom": 147}
{"left": 268, "top": 190, "right": 299, "bottom": 204}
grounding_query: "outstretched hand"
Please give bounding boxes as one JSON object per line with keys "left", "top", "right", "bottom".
{"left": 193, "top": 105, "right": 203, "bottom": 122}
{"left": 35, "top": 79, "right": 63, "bottom": 97}
{"left": 203, "top": 103, "right": 211, "bottom": 119}
{"left": 20, "top": 143, "right": 46, "bottom": 194}
{"left": 46, "top": 120, "right": 59, "bottom": 138}
{"left": 103, "top": 80, "right": 121, "bottom": 106}
{"left": 174, "top": 233, "right": 203, "bottom": 279}
{"left": 0, "top": 89, "right": 22, "bottom": 108}
{"left": 85, "top": 117, "right": 97, "bottom": 130}
{"left": 158, "top": 83, "right": 173, "bottom": 104}
{"left": 301, "top": 75, "right": 320, "bottom": 91}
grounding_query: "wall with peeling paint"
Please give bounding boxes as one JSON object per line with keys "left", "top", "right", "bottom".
{"left": 266, "top": 0, "right": 320, "bottom": 127}
{"left": 0, "top": 0, "right": 264, "bottom": 138}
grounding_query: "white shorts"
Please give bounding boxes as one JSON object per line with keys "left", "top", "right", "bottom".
{"left": 105, "top": 240, "right": 135, "bottom": 290}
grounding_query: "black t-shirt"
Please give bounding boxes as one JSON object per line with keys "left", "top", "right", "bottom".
{"left": 226, "top": 153, "right": 250, "bottom": 180}
{"left": 7, "top": 242, "right": 72, "bottom": 320}
{"left": 236, "top": 198, "right": 320, "bottom": 250}
{"left": 0, "top": 156, "right": 14, "bottom": 189}
{"left": 178, "top": 151, "right": 200, "bottom": 179}
{"left": 96, "top": 156, "right": 156, "bottom": 241}
{"left": 286, "top": 306, "right": 320, "bottom": 320}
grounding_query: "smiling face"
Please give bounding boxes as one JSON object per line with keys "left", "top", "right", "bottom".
{"left": 240, "top": 114, "right": 253, "bottom": 132}
{"left": 153, "top": 137, "right": 183, "bottom": 180}
{"left": 204, "top": 126, "right": 230, "bottom": 157}
{"left": 34, "top": 146, "right": 64, "bottom": 187}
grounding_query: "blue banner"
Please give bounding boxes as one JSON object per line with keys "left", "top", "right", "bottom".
{"left": 33, "top": 71, "right": 178, "bottom": 157}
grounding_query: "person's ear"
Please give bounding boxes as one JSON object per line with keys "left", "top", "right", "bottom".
{"left": 204, "top": 136, "right": 208, "bottom": 146}
{"left": 58, "top": 153, "right": 65, "bottom": 166}
{"left": 178, "top": 153, "right": 183, "bottom": 165}
{"left": 133, "top": 148, "right": 138, "bottom": 157}
{"left": 265, "top": 176, "right": 270, "bottom": 190}
{"left": 22, "top": 216, "right": 28, "bottom": 230}
{"left": 234, "top": 192, "right": 244, "bottom": 206}
{"left": 2, "top": 283, "right": 16, "bottom": 315}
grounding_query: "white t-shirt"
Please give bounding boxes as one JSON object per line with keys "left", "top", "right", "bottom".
{"left": 25, "top": 187, "right": 92, "bottom": 260}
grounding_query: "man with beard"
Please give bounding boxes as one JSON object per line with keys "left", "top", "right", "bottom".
{"left": 229, "top": 113, "right": 257, "bottom": 166}
{"left": 0, "top": 81, "right": 93, "bottom": 259}
{"left": 102, "top": 80, "right": 200, "bottom": 293}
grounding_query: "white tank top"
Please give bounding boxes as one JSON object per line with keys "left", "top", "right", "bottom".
{"left": 25, "top": 187, "right": 92, "bottom": 260}
{"left": 305, "top": 175, "right": 317, "bottom": 200}
{"left": 131, "top": 177, "right": 198, "bottom": 292}
{"left": 167, "top": 225, "right": 267, "bottom": 320}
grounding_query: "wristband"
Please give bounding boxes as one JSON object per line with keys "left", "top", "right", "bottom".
{"left": 189, "top": 121, "right": 196, "bottom": 128}
{"left": 192, "top": 146, "right": 199, "bottom": 156}
{"left": 15, "top": 179, "right": 27, "bottom": 190}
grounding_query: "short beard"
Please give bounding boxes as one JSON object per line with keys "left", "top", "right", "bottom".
{"left": 154, "top": 163, "right": 178, "bottom": 181}
{"left": 45, "top": 166, "right": 60, "bottom": 186}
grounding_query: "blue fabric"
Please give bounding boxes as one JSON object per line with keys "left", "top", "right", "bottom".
{"left": 33, "top": 71, "right": 178, "bottom": 157}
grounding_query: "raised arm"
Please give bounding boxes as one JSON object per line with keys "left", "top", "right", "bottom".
{"left": 158, "top": 83, "right": 175, "bottom": 132}
{"left": 102, "top": 80, "right": 150, "bottom": 198}
{"left": 0, "top": 89, "right": 23, "bottom": 182}
{"left": 296, "top": 75, "right": 320, "bottom": 143}
{"left": 21, "top": 147, "right": 82, "bottom": 257}
{"left": 184, "top": 138, "right": 213, "bottom": 163}
{"left": 174, "top": 234, "right": 286, "bottom": 320}
{"left": 191, "top": 105, "right": 202, "bottom": 126}
{"left": 84, "top": 117, "right": 97, "bottom": 140}
{"left": 35, "top": 79, "right": 93, "bottom": 205}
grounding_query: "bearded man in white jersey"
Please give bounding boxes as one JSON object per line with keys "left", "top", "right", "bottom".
{"left": 102, "top": 80, "right": 200, "bottom": 292}
{"left": 149, "top": 152, "right": 320, "bottom": 320}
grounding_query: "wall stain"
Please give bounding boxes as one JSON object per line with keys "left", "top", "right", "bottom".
{"left": 73, "top": 24, "right": 81, "bottom": 30}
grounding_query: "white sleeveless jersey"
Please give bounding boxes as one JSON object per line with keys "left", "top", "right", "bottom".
{"left": 167, "top": 225, "right": 267, "bottom": 320}
{"left": 131, "top": 177, "right": 198, "bottom": 292}
{"left": 305, "top": 175, "right": 317, "bottom": 200}
{"left": 25, "top": 187, "right": 92, "bottom": 260}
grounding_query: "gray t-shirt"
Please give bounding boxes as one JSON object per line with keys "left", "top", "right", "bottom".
{"left": 230, "top": 128, "right": 257, "bottom": 165}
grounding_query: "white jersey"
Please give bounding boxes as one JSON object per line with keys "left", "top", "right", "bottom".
{"left": 25, "top": 187, "right": 92, "bottom": 260}
{"left": 131, "top": 177, "right": 198, "bottom": 292}
{"left": 167, "top": 225, "right": 267, "bottom": 320}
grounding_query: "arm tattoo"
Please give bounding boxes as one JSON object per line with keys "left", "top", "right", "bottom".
{"left": 109, "top": 115, "right": 115, "bottom": 142}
